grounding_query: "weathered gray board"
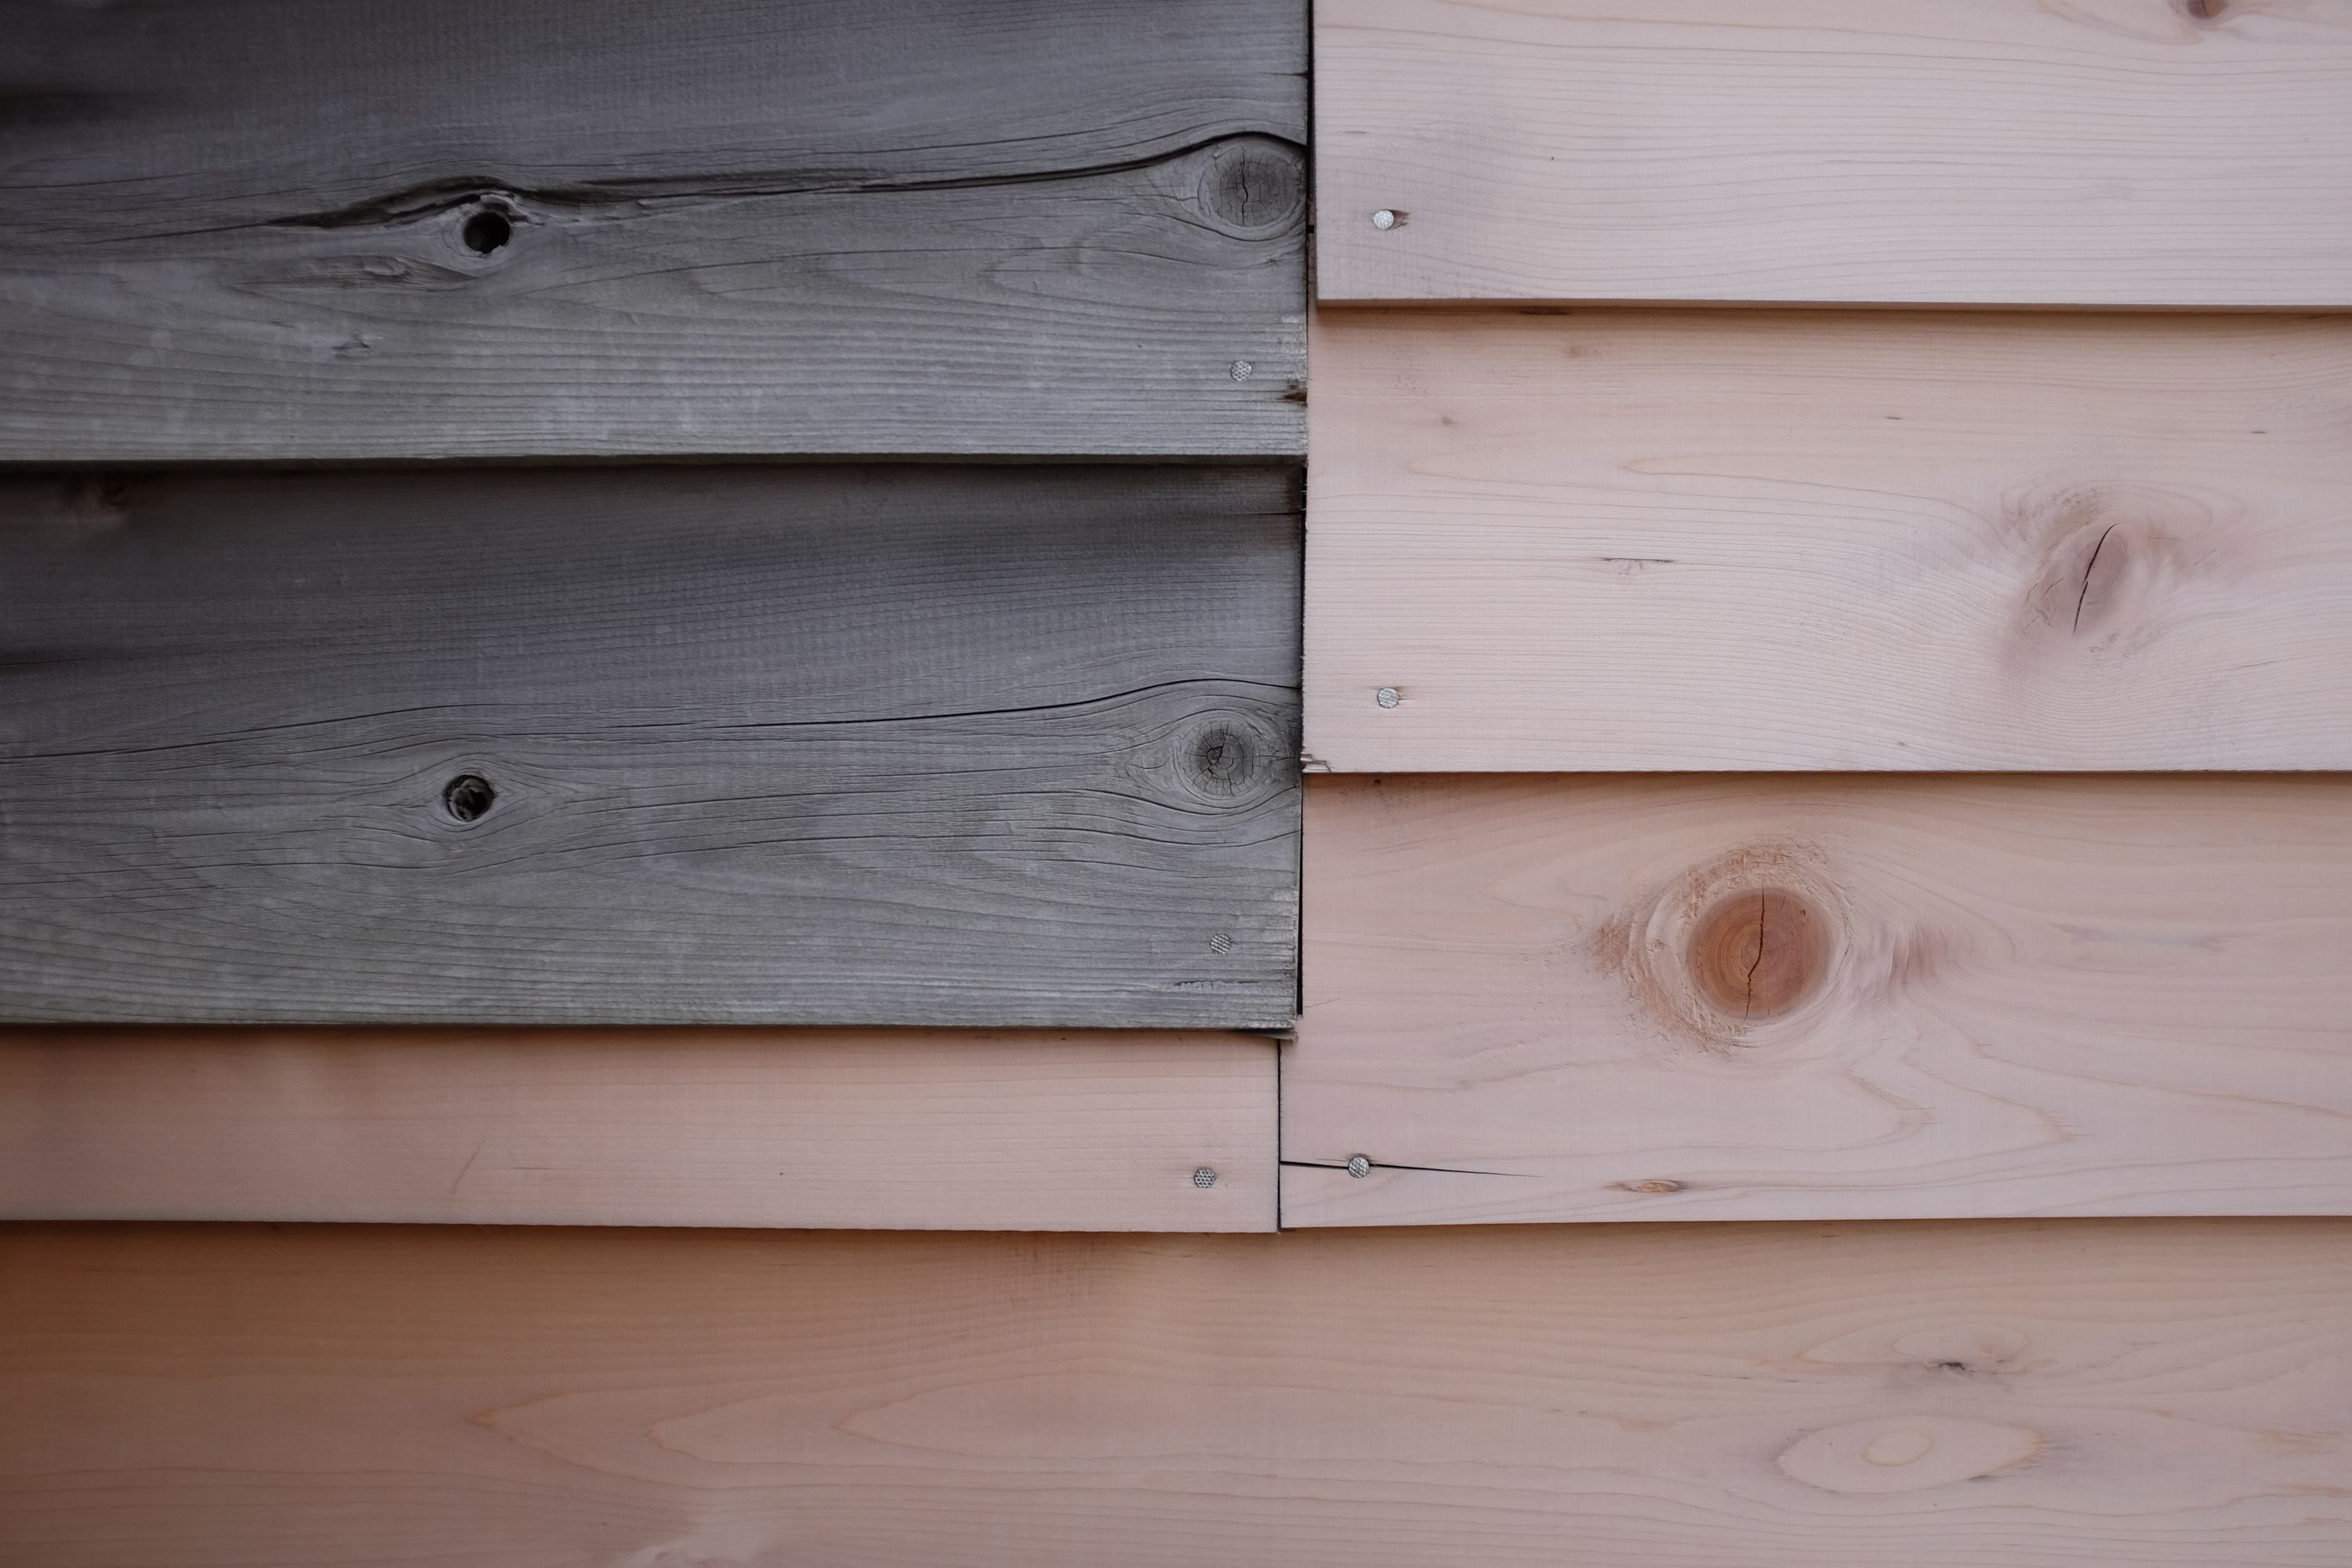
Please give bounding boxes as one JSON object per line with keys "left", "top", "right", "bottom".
{"left": 0, "top": 466, "right": 1302, "bottom": 1025}
{"left": 0, "top": 0, "right": 1306, "bottom": 461}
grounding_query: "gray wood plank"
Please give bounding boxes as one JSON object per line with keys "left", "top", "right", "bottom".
{"left": 0, "top": 466, "right": 1303, "bottom": 1026}
{"left": 0, "top": 0, "right": 1307, "bottom": 459}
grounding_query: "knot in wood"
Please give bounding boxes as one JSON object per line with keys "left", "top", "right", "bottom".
{"left": 1686, "top": 887, "right": 1827, "bottom": 1022}
{"left": 459, "top": 207, "right": 513, "bottom": 256}
{"left": 441, "top": 774, "right": 496, "bottom": 824}
{"left": 1196, "top": 138, "right": 1305, "bottom": 232}
{"left": 1181, "top": 720, "right": 1264, "bottom": 801}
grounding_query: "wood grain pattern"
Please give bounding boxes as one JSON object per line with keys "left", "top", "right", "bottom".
{"left": 1315, "top": 0, "right": 2352, "bottom": 306}
{"left": 1305, "top": 310, "right": 2352, "bottom": 771}
{"left": 4, "top": 1220, "right": 2350, "bottom": 1566}
{"left": 0, "top": 0, "right": 1306, "bottom": 458}
{"left": 1287, "top": 775, "right": 2352, "bottom": 1227}
{"left": 0, "top": 1028, "right": 1275, "bottom": 1231}
{"left": 0, "top": 466, "right": 1301, "bottom": 1026}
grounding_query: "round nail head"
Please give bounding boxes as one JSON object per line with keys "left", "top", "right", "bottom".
{"left": 1192, "top": 1167, "right": 1218, "bottom": 1189}
{"left": 1346, "top": 1154, "right": 1374, "bottom": 1178}
{"left": 1370, "top": 209, "right": 1398, "bottom": 230}
{"left": 1376, "top": 687, "right": 1400, "bottom": 709}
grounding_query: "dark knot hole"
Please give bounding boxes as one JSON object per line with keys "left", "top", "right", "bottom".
{"left": 441, "top": 774, "right": 496, "bottom": 823}
{"left": 1191, "top": 726, "right": 1255, "bottom": 794}
{"left": 461, "top": 210, "right": 513, "bottom": 255}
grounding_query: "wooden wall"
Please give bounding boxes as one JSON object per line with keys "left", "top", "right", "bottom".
{"left": 1283, "top": 2, "right": 2352, "bottom": 1555}
{"left": 8, "top": 0, "right": 2352, "bottom": 1562}
{"left": 0, "top": 0, "right": 1308, "bottom": 1243}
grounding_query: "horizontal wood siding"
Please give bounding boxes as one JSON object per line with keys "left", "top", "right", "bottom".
{"left": 1305, "top": 310, "right": 2352, "bottom": 771}
{"left": 0, "top": 0, "right": 1306, "bottom": 458}
{"left": 0, "top": 466, "right": 1301, "bottom": 1026}
{"left": 5, "top": 1221, "right": 2349, "bottom": 1566}
{"left": 0, "top": 1029, "right": 1274, "bottom": 1230}
{"left": 1287, "top": 775, "right": 2352, "bottom": 1226}
{"left": 1314, "top": 0, "right": 2352, "bottom": 306}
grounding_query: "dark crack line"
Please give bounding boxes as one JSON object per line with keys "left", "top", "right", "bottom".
{"left": 252, "top": 130, "right": 1305, "bottom": 235}
{"left": 1740, "top": 889, "right": 1766, "bottom": 1021}
{"left": 1280, "top": 1159, "right": 1537, "bottom": 1178}
{"left": 2073, "top": 523, "right": 2119, "bottom": 636}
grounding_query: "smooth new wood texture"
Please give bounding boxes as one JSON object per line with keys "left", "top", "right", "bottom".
{"left": 0, "top": 1029, "right": 1275, "bottom": 1231}
{"left": 0, "top": 466, "right": 1301, "bottom": 1026}
{"left": 1315, "top": 0, "right": 2352, "bottom": 306}
{"left": 1306, "top": 311, "right": 2352, "bottom": 771}
{"left": 5, "top": 1220, "right": 2350, "bottom": 1566}
{"left": 0, "top": 0, "right": 1306, "bottom": 458}
{"left": 1288, "top": 775, "right": 2352, "bottom": 1227}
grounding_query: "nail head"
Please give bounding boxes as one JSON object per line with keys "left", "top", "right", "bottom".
{"left": 1192, "top": 1167, "right": 1218, "bottom": 1189}
{"left": 1375, "top": 687, "right": 1400, "bottom": 709}
{"left": 1370, "top": 209, "right": 1398, "bottom": 230}
{"left": 1346, "top": 1154, "right": 1374, "bottom": 1178}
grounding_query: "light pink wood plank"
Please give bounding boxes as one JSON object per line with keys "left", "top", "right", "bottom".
{"left": 1306, "top": 310, "right": 2352, "bottom": 771}
{"left": 0, "top": 1028, "right": 1274, "bottom": 1231}
{"left": 4, "top": 1220, "right": 2349, "bottom": 1566}
{"left": 1318, "top": 0, "right": 2352, "bottom": 306}
{"left": 1289, "top": 775, "right": 2352, "bottom": 1225}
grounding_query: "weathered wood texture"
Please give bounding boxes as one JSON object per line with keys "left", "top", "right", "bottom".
{"left": 0, "top": 466, "right": 1301, "bottom": 1026}
{"left": 0, "top": 0, "right": 1306, "bottom": 459}
{"left": 1315, "top": 0, "right": 2352, "bottom": 307}
{"left": 5, "top": 1220, "right": 2349, "bottom": 1566}
{"left": 0, "top": 1028, "right": 1275, "bottom": 1230}
{"left": 1305, "top": 310, "right": 2352, "bottom": 771}
{"left": 1289, "top": 775, "right": 2352, "bottom": 1227}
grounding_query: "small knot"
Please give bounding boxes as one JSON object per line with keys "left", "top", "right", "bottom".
{"left": 1186, "top": 724, "right": 1257, "bottom": 798}
{"left": 460, "top": 209, "right": 512, "bottom": 255}
{"left": 1686, "top": 887, "right": 1828, "bottom": 1022}
{"left": 1196, "top": 139, "right": 1305, "bottom": 230}
{"left": 441, "top": 774, "right": 496, "bottom": 823}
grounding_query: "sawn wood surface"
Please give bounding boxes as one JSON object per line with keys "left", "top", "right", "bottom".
{"left": 1306, "top": 310, "right": 2352, "bottom": 771}
{"left": 1, "top": 0, "right": 1308, "bottom": 457}
{"left": 3, "top": 1220, "right": 2347, "bottom": 1566}
{"left": 0, "top": 465, "right": 1301, "bottom": 1026}
{"left": 1288, "top": 775, "right": 2352, "bottom": 1226}
{"left": 1315, "top": 0, "right": 2352, "bottom": 306}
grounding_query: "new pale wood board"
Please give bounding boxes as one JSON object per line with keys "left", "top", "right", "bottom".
{"left": 1288, "top": 775, "right": 2352, "bottom": 1227}
{"left": 1, "top": 0, "right": 1306, "bottom": 457}
{"left": 0, "top": 466, "right": 1301, "bottom": 1026}
{"left": 0, "top": 1028, "right": 1275, "bottom": 1231}
{"left": 4, "top": 1220, "right": 2349, "bottom": 1566}
{"left": 1315, "top": 0, "right": 2352, "bottom": 306}
{"left": 1306, "top": 310, "right": 2352, "bottom": 771}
